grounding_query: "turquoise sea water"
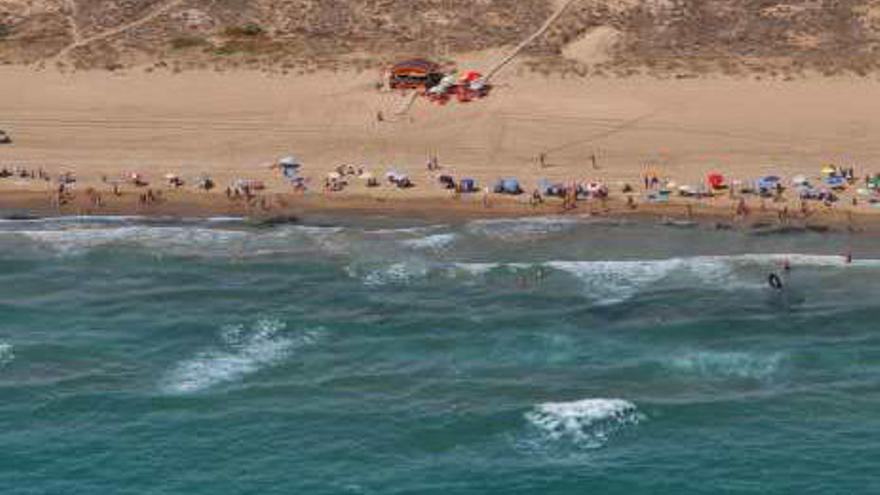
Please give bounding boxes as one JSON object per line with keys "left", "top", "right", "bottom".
{"left": 1, "top": 215, "right": 879, "bottom": 494}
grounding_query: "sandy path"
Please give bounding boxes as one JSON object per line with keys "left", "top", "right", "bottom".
{"left": 53, "top": 0, "right": 185, "bottom": 60}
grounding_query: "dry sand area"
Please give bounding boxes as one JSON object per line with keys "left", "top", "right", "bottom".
{"left": 3, "top": 67, "right": 880, "bottom": 201}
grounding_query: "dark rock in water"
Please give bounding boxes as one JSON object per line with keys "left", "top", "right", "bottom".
{"left": 1, "top": 212, "right": 41, "bottom": 221}
{"left": 805, "top": 224, "right": 831, "bottom": 233}
{"left": 250, "top": 215, "right": 301, "bottom": 227}
{"left": 750, "top": 225, "right": 807, "bottom": 236}
{"left": 714, "top": 222, "right": 733, "bottom": 230}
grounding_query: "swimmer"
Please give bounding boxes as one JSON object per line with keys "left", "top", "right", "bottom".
{"left": 768, "top": 273, "right": 784, "bottom": 290}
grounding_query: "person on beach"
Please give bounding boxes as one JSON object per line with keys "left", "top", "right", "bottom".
{"left": 736, "top": 197, "right": 749, "bottom": 217}
{"left": 530, "top": 189, "right": 543, "bottom": 206}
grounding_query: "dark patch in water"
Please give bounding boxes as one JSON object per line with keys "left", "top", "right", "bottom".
{"left": 250, "top": 215, "right": 301, "bottom": 228}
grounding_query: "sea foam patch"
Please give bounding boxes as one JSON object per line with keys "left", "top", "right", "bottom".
{"left": 466, "top": 216, "right": 584, "bottom": 240}
{"left": 0, "top": 343, "right": 13, "bottom": 367}
{"left": 667, "top": 351, "right": 784, "bottom": 379}
{"left": 161, "top": 319, "right": 319, "bottom": 394}
{"left": 526, "top": 398, "right": 643, "bottom": 448}
{"left": 400, "top": 233, "right": 458, "bottom": 250}
{"left": 547, "top": 260, "right": 680, "bottom": 305}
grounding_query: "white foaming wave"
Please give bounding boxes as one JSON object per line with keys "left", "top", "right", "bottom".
{"left": 466, "top": 216, "right": 585, "bottom": 240}
{"left": 400, "top": 233, "right": 458, "bottom": 250}
{"left": 547, "top": 260, "right": 681, "bottom": 305}
{"left": 525, "top": 398, "right": 643, "bottom": 448}
{"left": 0, "top": 343, "right": 13, "bottom": 367}
{"left": 268, "top": 225, "right": 349, "bottom": 254}
{"left": 161, "top": 319, "right": 319, "bottom": 394}
{"left": 359, "top": 262, "right": 430, "bottom": 286}
{"left": 452, "top": 262, "right": 502, "bottom": 276}
{"left": 728, "top": 253, "right": 880, "bottom": 268}
{"left": 12, "top": 226, "right": 249, "bottom": 255}
{"left": 364, "top": 225, "right": 448, "bottom": 235}
{"left": 666, "top": 351, "right": 784, "bottom": 379}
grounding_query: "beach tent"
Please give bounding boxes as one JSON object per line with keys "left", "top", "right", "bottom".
{"left": 825, "top": 176, "right": 846, "bottom": 189}
{"left": 389, "top": 59, "right": 443, "bottom": 89}
{"left": 459, "top": 178, "right": 477, "bottom": 193}
{"left": 678, "top": 185, "right": 698, "bottom": 197}
{"left": 438, "top": 174, "right": 456, "bottom": 189}
{"left": 538, "top": 178, "right": 564, "bottom": 197}
{"left": 756, "top": 175, "right": 781, "bottom": 190}
{"left": 494, "top": 178, "right": 523, "bottom": 195}
{"left": 707, "top": 173, "right": 725, "bottom": 189}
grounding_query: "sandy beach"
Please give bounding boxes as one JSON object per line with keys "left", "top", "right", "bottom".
{"left": 3, "top": 66, "right": 880, "bottom": 228}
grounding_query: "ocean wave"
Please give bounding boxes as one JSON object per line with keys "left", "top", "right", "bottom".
{"left": 161, "top": 319, "right": 319, "bottom": 394}
{"left": 666, "top": 351, "right": 784, "bottom": 379}
{"left": 525, "top": 398, "right": 643, "bottom": 448}
{"left": 0, "top": 343, "right": 13, "bottom": 367}
{"left": 400, "top": 233, "right": 458, "bottom": 250}
{"left": 346, "top": 261, "right": 431, "bottom": 286}
{"left": 11, "top": 226, "right": 250, "bottom": 256}
{"left": 547, "top": 260, "right": 682, "bottom": 305}
{"left": 340, "top": 251, "right": 880, "bottom": 301}
{"left": 465, "top": 216, "right": 585, "bottom": 240}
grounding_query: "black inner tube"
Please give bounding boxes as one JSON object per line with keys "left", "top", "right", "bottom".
{"left": 768, "top": 273, "right": 783, "bottom": 290}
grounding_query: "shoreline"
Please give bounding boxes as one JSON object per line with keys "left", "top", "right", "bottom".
{"left": 1, "top": 188, "right": 876, "bottom": 233}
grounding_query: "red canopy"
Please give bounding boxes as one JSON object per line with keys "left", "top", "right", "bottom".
{"left": 707, "top": 173, "right": 725, "bottom": 188}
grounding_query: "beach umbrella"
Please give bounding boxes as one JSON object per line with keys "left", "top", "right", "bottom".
{"left": 821, "top": 165, "right": 837, "bottom": 177}
{"left": 278, "top": 156, "right": 300, "bottom": 168}
{"left": 359, "top": 171, "right": 375, "bottom": 180}
{"left": 460, "top": 70, "right": 483, "bottom": 82}
{"left": 328, "top": 171, "right": 341, "bottom": 180}
{"left": 707, "top": 173, "right": 724, "bottom": 188}
{"left": 791, "top": 174, "right": 808, "bottom": 186}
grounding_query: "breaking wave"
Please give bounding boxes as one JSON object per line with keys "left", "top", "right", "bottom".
{"left": 525, "top": 398, "right": 643, "bottom": 448}
{"left": 465, "top": 216, "right": 585, "bottom": 240}
{"left": 161, "top": 319, "right": 319, "bottom": 394}
{"left": 400, "top": 233, "right": 458, "bottom": 250}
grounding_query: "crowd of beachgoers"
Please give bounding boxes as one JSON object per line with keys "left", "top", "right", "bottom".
{"left": 2, "top": 154, "right": 880, "bottom": 225}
